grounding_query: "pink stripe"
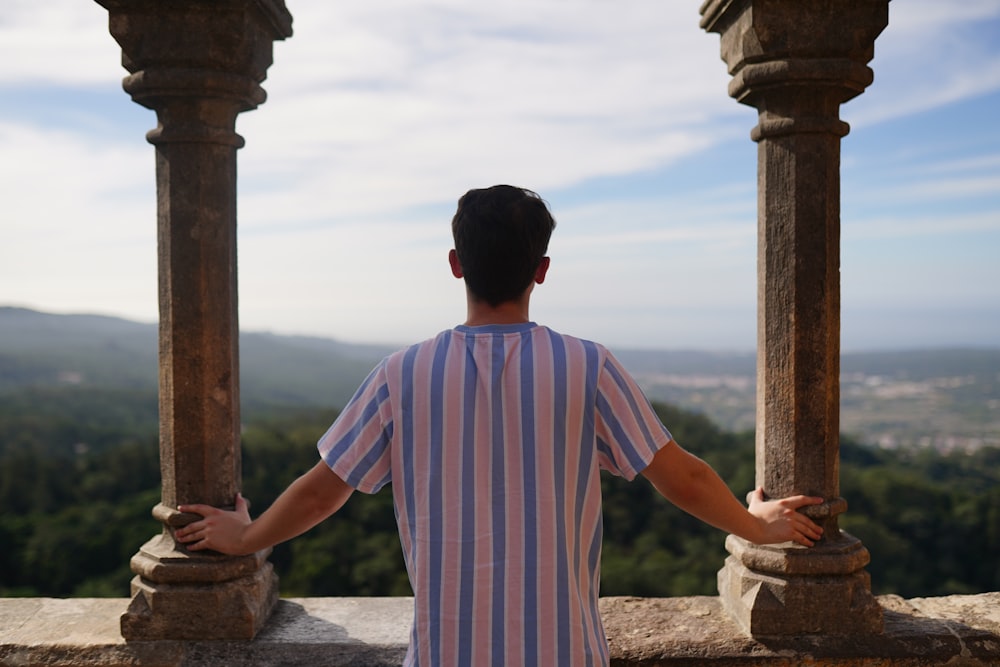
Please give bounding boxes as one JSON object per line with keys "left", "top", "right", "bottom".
{"left": 530, "top": 331, "right": 559, "bottom": 662}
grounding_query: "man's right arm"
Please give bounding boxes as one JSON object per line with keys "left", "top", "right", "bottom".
{"left": 175, "top": 460, "right": 354, "bottom": 555}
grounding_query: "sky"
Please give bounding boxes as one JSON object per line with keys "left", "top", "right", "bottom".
{"left": 1, "top": 1, "right": 999, "bottom": 352}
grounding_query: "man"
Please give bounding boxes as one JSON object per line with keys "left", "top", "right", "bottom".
{"left": 177, "top": 185, "right": 823, "bottom": 666}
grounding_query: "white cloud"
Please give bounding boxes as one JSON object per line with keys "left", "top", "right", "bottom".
{"left": 234, "top": 1, "right": 740, "bottom": 220}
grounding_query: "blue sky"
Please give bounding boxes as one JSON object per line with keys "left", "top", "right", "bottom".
{"left": 1, "top": 1, "right": 998, "bottom": 352}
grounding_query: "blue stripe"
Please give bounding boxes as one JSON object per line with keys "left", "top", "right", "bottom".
{"left": 595, "top": 391, "right": 652, "bottom": 475}
{"left": 322, "top": 380, "right": 391, "bottom": 487}
{"left": 457, "top": 334, "right": 477, "bottom": 667}
{"left": 490, "top": 332, "right": 507, "bottom": 664}
{"left": 399, "top": 344, "right": 421, "bottom": 665}
{"left": 604, "top": 357, "right": 661, "bottom": 449}
{"left": 428, "top": 332, "right": 450, "bottom": 667}
{"left": 520, "top": 329, "right": 538, "bottom": 665}
{"left": 599, "top": 351, "right": 668, "bottom": 476}
{"left": 548, "top": 329, "right": 571, "bottom": 664}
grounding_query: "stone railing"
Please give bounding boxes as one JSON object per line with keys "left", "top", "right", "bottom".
{"left": 3, "top": 593, "right": 999, "bottom": 665}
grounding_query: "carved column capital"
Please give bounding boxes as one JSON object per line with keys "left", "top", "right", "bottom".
{"left": 96, "top": 0, "right": 293, "bottom": 76}
{"left": 699, "top": 0, "right": 888, "bottom": 72}
{"left": 96, "top": 0, "right": 292, "bottom": 146}
{"left": 700, "top": 0, "right": 888, "bottom": 140}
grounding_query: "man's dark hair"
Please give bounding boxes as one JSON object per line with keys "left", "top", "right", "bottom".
{"left": 451, "top": 185, "right": 557, "bottom": 307}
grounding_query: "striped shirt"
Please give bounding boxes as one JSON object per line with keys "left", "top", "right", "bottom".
{"left": 318, "top": 322, "right": 671, "bottom": 667}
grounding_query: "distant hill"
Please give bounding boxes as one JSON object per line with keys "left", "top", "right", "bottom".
{"left": 2, "top": 306, "right": 998, "bottom": 450}
{"left": 0, "top": 307, "right": 395, "bottom": 414}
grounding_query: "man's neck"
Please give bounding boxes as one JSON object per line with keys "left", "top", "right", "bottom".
{"left": 463, "top": 294, "right": 531, "bottom": 327}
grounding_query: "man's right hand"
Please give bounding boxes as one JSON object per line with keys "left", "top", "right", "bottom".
{"left": 176, "top": 493, "right": 253, "bottom": 555}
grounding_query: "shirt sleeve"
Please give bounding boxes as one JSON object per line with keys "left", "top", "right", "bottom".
{"left": 317, "top": 359, "right": 394, "bottom": 494}
{"left": 594, "top": 350, "right": 673, "bottom": 480}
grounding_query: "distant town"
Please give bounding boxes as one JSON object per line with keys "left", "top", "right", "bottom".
{"left": 632, "top": 357, "right": 1000, "bottom": 453}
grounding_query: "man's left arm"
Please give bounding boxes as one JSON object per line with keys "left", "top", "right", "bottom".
{"left": 640, "top": 439, "right": 824, "bottom": 547}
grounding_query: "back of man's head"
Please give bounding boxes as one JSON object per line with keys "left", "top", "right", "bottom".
{"left": 451, "top": 185, "right": 557, "bottom": 307}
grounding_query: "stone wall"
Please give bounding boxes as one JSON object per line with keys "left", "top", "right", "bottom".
{"left": 3, "top": 593, "right": 998, "bottom": 666}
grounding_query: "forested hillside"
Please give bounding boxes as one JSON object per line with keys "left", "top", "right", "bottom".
{"left": 1, "top": 391, "right": 997, "bottom": 599}
{"left": 0, "top": 307, "right": 394, "bottom": 416}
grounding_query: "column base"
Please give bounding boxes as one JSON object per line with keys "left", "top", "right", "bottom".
{"left": 120, "top": 534, "right": 279, "bottom": 640}
{"left": 718, "top": 532, "right": 884, "bottom": 637}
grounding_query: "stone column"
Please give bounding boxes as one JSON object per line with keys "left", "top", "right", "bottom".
{"left": 94, "top": 0, "right": 293, "bottom": 640}
{"left": 699, "top": 0, "right": 888, "bottom": 636}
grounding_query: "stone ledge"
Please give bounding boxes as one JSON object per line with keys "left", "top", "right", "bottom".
{"left": 1, "top": 594, "right": 998, "bottom": 666}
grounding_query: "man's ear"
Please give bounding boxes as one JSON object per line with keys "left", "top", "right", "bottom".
{"left": 448, "top": 249, "right": 463, "bottom": 279}
{"left": 534, "top": 256, "right": 550, "bottom": 284}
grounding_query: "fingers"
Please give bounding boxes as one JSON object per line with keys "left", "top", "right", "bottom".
{"left": 174, "top": 519, "right": 221, "bottom": 551}
{"left": 790, "top": 512, "right": 824, "bottom": 546}
{"left": 780, "top": 494, "right": 825, "bottom": 510}
{"left": 178, "top": 493, "right": 249, "bottom": 518}
{"left": 173, "top": 507, "right": 215, "bottom": 549}
{"left": 795, "top": 524, "right": 821, "bottom": 546}
{"left": 175, "top": 495, "right": 248, "bottom": 550}
{"left": 177, "top": 502, "right": 219, "bottom": 517}
{"left": 174, "top": 519, "right": 204, "bottom": 542}
{"left": 794, "top": 533, "right": 816, "bottom": 547}
{"left": 178, "top": 533, "right": 209, "bottom": 550}
{"left": 748, "top": 490, "right": 826, "bottom": 546}
{"left": 171, "top": 494, "right": 249, "bottom": 555}
{"left": 767, "top": 493, "right": 826, "bottom": 544}
{"left": 778, "top": 513, "right": 818, "bottom": 547}
{"left": 173, "top": 507, "right": 217, "bottom": 544}
{"left": 746, "top": 486, "right": 764, "bottom": 505}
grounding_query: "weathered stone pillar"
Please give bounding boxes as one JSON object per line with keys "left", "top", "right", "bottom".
{"left": 94, "top": 0, "right": 292, "bottom": 640}
{"left": 699, "top": 0, "right": 888, "bottom": 636}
